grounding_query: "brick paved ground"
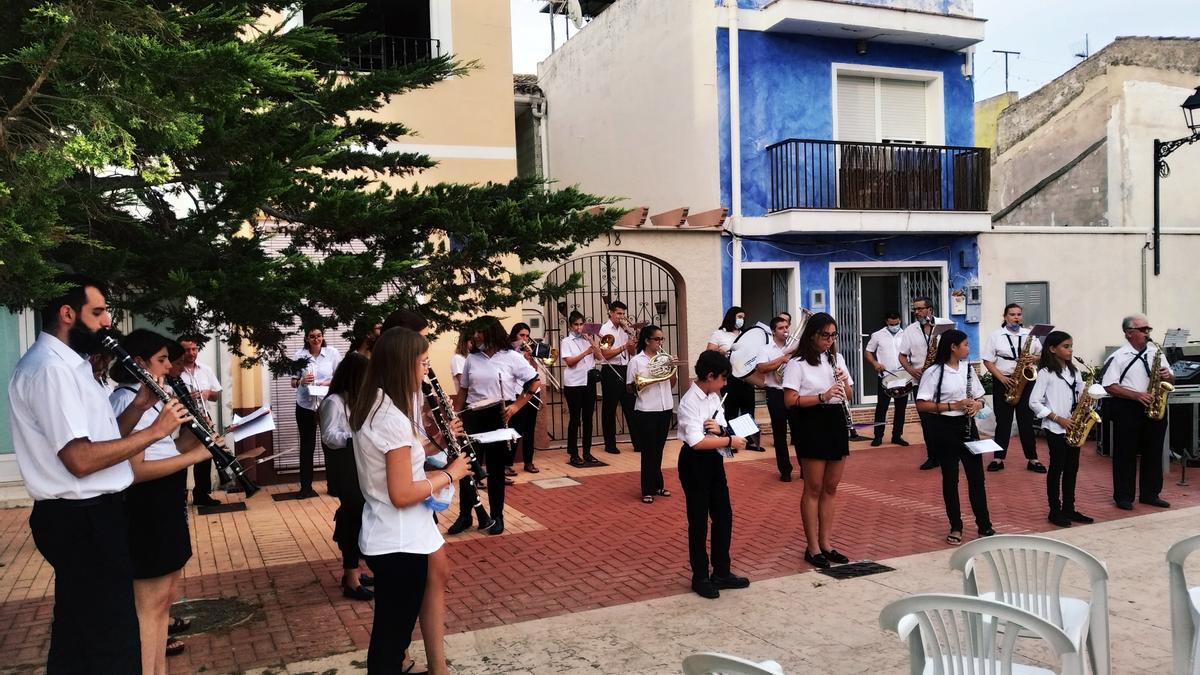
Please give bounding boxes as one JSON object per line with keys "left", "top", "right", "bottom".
{"left": 1, "top": 435, "right": 1198, "bottom": 673}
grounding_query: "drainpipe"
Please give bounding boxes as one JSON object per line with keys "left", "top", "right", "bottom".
{"left": 1141, "top": 236, "right": 1150, "bottom": 314}
{"left": 727, "top": 0, "right": 743, "bottom": 306}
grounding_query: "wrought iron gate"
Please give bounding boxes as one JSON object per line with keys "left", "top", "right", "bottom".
{"left": 541, "top": 252, "right": 683, "bottom": 446}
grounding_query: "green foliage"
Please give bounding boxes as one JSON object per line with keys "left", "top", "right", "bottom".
{"left": 0, "top": 0, "right": 619, "bottom": 366}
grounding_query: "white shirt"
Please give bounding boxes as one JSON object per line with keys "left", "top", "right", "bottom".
{"left": 319, "top": 393, "right": 352, "bottom": 449}
{"left": 900, "top": 319, "right": 948, "bottom": 365}
{"left": 676, "top": 383, "right": 727, "bottom": 448}
{"left": 759, "top": 340, "right": 790, "bottom": 389}
{"left": 707, "top": 329, "right": 738, "bottom": 354}
{"left": 598, "top": 320, "right": 631, "bottom": 366}
{"left": 353, "top": 390, "right": 444, "bottom": 556}
{"left": 982, "top": 327, "right": 1042, "bottom": 376}
{"left": 917, "top": 361, "right": 985, "bottom": 417}
{"left": 1029, "top": 366, "right": 1085, "bottom": 435}
{"left": 462, "top": 349, "right": 539, "bottom": 406}
{"left": 178, "top": 362, "right": 222, "bottom": 420}
{"left": 292, "top": 346, "right": 340, "bottom": 410}
{"left": 866, "top": 327, "right": 906, "bottom": 372}
{"left": 1101, "top": 341, "right": 1170, "bottom": 393}
{"left": 627, "top": 352, "right": 674, "bottom": 412}
{"left": 559, "top": 334, "right": 595, "bottom": 387}
{"left": 8, "top": 333, "right": 133, "bottom": 500}
{"left": 450, "top": 353, "right": 467, "bottom": 391}
{"left": 110, "top": 386, "right": 179, "bottom": 462}
{"left": 782, "top": 352, "right": 854, "bottom": 402}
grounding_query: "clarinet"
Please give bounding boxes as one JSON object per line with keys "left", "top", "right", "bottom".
{"left": 963, "top": 362, "right": 977, "bottom": 441}
{"left": 424, "top": 368, "right": 487, "bottom": 483}
{"left": 100, "top": 330, "right": 260, "bottom": 497}
{"left": 828, "top": 345, "right": 854, "bottom": 432}
{"left": 164, "top": 375, "right": 259, "bottom": 495}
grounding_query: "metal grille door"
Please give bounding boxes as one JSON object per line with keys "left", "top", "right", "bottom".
{"left": 833, "top": 270, "right": 862, "bottom": 403}
{"left": 900, "top": 269, "right": 942, "bottom": 321}
{"left": 541, "top": 252, "right": 683, "bottom": 446}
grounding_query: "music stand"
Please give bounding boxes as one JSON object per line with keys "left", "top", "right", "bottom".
{"left": 1029, "top": 323, "right": 1055, "bottom": 340}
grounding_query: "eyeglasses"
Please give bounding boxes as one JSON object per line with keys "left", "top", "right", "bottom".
{"left": 817, "top": 331, "right": 838, "bottom": 339}
{"left": 910, "top": 306, "right": 929, "bottom": 312}
{"left": 648, "top": 336, "right": 665, "bottom": 342}
{"left": 1130, "top": 326, "right": 1153, "bottom": 334}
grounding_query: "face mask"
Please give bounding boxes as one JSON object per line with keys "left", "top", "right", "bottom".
{"left": 426, "top": 450, "right": 448, "bottom": 469}
{"left": 425, "top": 482, "right": 455, "bottom": 512}
{"left": 1006, "top": 322, "right": 1021, "bottom": 332}
{"left": 887, "top": 325, "right": 902, "bottom": 334}
{"left": 734, "top": 318, "right": 744, "bottom": 329}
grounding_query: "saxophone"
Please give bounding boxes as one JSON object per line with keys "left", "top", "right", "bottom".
{"left": 921, "top": 319, "right": 939, "bottom": 370}
{"left": 1065, "top": 359, "right": 1102, "bottom": 448}
{"left": 1004, "top": 333, "right": 1039, "bottom": 406}
{"left": 1145, "top": 338, "right": 1175, "bottom": 421}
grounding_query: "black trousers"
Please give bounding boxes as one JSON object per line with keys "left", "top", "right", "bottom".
{"left": 600, "top": 365, "right": 633, "bottom": 450}
{"left": 918, "top": 411, "right": 937, "bottom": 462}
{"left": 873, "top": 377, "right": 908, "bottom": 441}
{"left": 295, "top": 405, "right": 319, "bottom": 491}
{"left": 633, "top": 410, "right": 671, "bottom": 496}
{"left": 764, "top": 388, "right": 793, "bottom": 477}
{"left": 1108, "top": 398, "right": 1167, "bottom": 503}
{"left": 927, "top": 415, "right": 991, "bottom": 532}
{"left": 30, "top": 495, "right": 141, "bottom": 675}
{"left": 1045, "top": 432, "right": 1080, "bottom": 514}
{"left": 363, "top": 551, "right": 428, "bottom": 674}
{"left": 192, "top": 458, "right": 213, "bottom": 497}
{"left": 722, "top": 376, "right": 756, "bottom": 427}
{"left": 482, "top": 440, "right": 509, "bottom": 518}
{"left": 677, "top": 445, "right": 732, "bottom": 581}
{"left": 507, "top": 403, "right": 538, "bottom": 467}
{"left": 993, "top": 385, "right": 1037, "bottom": 461}
{"left": 564, "top": 384, "right": 595, "bottom": 457}
{"left": 324, "top": 444, "right": 364, "bottom": 570}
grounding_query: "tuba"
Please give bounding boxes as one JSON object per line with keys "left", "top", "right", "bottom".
{"left": 1004, "top": 332, "right": 1039, "bottom": 406}
{"left": 1065, "top": 358, "right": 1103, "bottom": 448}
{"left": 1145, "top": 338, "right": 1175, "bottom": 421}
{"left": 635, "top": 352, "right": 677, "bottom": 392}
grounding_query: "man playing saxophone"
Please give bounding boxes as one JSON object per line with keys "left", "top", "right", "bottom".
{"left": 1101, "top": 313, "right": 1176, "bottom": 511}
{"left": 982, "top": 303, "right": 1045, "bottom": 474}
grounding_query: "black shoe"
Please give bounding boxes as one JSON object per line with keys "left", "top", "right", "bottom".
{"left": 746, "top": 444, "right": 766, "bottom": 452}
{"left": 446, "top": 516, "right": 472, "bottom": 535}
{"left": 583, "top": 454, "right": 602, "bottom": 465}
{"left": 919, "top": 459, "right": 939, "bottom": 471}
{"left": 296, "top": 487, "right": 319, "bottom": 499}
{"left": 1115, "top": 501, "right": 1134, "bottom": 511}
{"left": 780, "top": 474, "right": 792, "bottom": 482}
{"left": 822, "top": 549, "right": 850, "bottom": 565}
{"left": 342, "top": 584, "right": 374, "bottom": 601}
{"left": 1140, "top": 497, "right": 1171, "bottom": 508}
{"left": 1048, "top": 512, "right": 1072, "bottom": 527}
{"left": 604, "top": 447, "right": 621, "bottom": 454}
{"left": 193, "top": 494, "right": 221, "bottom": 507}
{"left": 691, "top": 579, "right": 720, "bottom": 599}
{"left": 477, "top": 515, "right": 496, "bottom": 531}
{"left": 978, "top": 527, "right": 996, "bottom": 537}
{"left": 167, "top": 616, "right": 191, "bottom": 635}
{"left": 804, "top": 550, "right": 831, "bottom": 569}
{"left": 870, "top": 438, "right": 882, "bottom": 447}
{"left": 987, "top": 460, "right": 1004, "bottom": 472}
{"left": 486, "top": 518, "right": 504, "bottom": 535}
{"left": 1069, "top": 511, "right": 1094, "bottom": 524}
{"left": 892, "top": 438, "right": 910, "bottom": 447}
{"left": 710, "top": 573, "right": 750, "bottom": 590}
{"left": 1027, "top": 461, "right": 1048, "bottom": 474}
{"left": 568, "top": 455, "right": 586, "bottom": 467}
{"left": 358, "top": 574, "right": 374, "bottom": 587}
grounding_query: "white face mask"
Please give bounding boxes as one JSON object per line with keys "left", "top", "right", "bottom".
{"left": 734, "top": 318, "right": 744, "bottom": 329}
{"left": 887, "top": 325, "right": 902, "bottom": 334}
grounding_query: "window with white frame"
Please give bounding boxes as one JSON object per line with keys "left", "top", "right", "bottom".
{"left": 836, "top": 74, "right": 931, "bottom": 144}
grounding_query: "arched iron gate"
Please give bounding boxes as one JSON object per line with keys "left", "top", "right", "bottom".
{"left": 541, "top": 252, "right": 684, "bottom": 446}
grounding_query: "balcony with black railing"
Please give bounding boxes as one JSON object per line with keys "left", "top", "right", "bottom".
{"left": 766, "top": 139, "right": 990, "bottom": 213}
{"left": 341, "top": 35, "right": 441, "bottom": 71}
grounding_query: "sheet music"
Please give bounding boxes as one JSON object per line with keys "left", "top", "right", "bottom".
{"left": 469, "top": 428, "right": 521, "bottom": 444}
{"left": 230, "top": 411, "right": 275, "bottom": 443}
{"left": 1163, "top": 328, "right": 1190, "bottom": 349}
{"left": 964, "top": 439, "right": 1003, "bottom": 455}
{"left": 728, "top": 413, "right": 760, "bottom": 438}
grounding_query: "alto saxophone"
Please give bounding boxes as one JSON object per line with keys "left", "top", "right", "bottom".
{"left": 1004, "top": 333, "right": 1039, "bottom": 406}
{"left": 1065, "top": 359, "right": 1102, "bottom": 448}
{"left": 1145, "top": 338, "right": 1175, "bottom": 421}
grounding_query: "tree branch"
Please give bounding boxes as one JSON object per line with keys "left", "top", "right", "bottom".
{"left": 0, "top": 17, "right": 80, "bottom": 153}
{"left": 68, "top": 170, "right": 230, "bottom": 191}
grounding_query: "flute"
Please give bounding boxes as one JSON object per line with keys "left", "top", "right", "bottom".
{"left": 101, "top": 330, "right": 260, "bottom": 497}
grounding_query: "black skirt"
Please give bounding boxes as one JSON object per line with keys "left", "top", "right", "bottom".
{"left": 790, "top": 404, "right": 850, "bottom": 460}
{"left": 126, "top": 468, "right": 192, "bottom": 579}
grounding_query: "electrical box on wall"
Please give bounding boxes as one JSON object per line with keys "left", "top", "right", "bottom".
{"left": 809, "top": 288, "right": 826, "bottom": 311}
{"left": 967, "top": 282, "right": 982, "bottom": 306}
{"left": 966, "top": 304, "right": 982, "bottom": 324}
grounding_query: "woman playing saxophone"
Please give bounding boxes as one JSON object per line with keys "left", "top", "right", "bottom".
{"left": 1027, "top": 331, "right": 1094, "bottom": 528}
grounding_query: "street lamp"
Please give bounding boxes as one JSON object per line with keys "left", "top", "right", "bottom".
{"left": 1152, "top": 85, "right": 1200, "bottom": 275}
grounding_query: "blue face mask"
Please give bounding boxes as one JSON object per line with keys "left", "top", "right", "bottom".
{"left": 425, "top": 482, "right": 455, "bottom": 512}
{"left": 734, "top": 318, "right": 744, "bottom": 329}
{"left": 887, "top": 325, "right": 902, "bottom": 334}
{"left": 1006, "top": 322, "right": 1022, "bottom": 332}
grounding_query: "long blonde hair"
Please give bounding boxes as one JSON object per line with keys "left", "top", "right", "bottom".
{"left": 350, "top": 327, "right": 428, "bottom": 431}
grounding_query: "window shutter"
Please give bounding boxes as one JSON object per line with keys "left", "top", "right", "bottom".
{"left": 837, "top": 75, "right": 878, "bottom": 142}
{"left": 880, "top": 78, "right": 927, "bottom": 143}
{"left": 1005, "top": 282, "right": 1050, "bottom": 326}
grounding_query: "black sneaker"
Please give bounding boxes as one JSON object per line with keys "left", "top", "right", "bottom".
{"left": 710, "top": 573, "right": 750, "bottom": 590}
{"left": 987, "top": 460, "right": 1004, "bottom": 472}
{"left": 568, "top": 455, "right": 586, "bottom": 467}
{"left": 1048, "top": 512, "right": 1072, "bottom": 528}
{"left": 691, "top": 578, "right": 720, "bottom": 599}
{"left": 1068, "top": 511, "right": 1094, "bottom": 524}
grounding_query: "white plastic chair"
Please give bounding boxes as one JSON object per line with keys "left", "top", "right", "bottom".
{"left": 681, "top": 652, "right": 785, "bottom": 675}
{"left": 879, "top": 593, "right": 1084, "bottom": 675}
{"left": 948, "top": 534, "right": 1110, "bottom": 675}
{"left": 1166, "top": 533, "right": 1200, "bottom": 675}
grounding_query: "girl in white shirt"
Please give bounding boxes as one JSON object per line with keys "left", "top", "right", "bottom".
{"left": 626, "top": 325, "right": 677, "bottom": 503}
{"left": 350, "top": 328, "right": 470, "bottom": 675}
{"left": 1028, "top": 331, "right": 1094, "bottom": 528}
{"left": 318, "top": 352, "right": 372, "bottom": 600}
{"left": 707, "top": 306, "right": 759, "bottom": 449}
{"left": 560, "top": 311, "right": 599, "bottom": 466}
{"left": 290, "top": 326, "right": 340, "bottom": 498}
{"left": 782, "top": 313, "right": 853, "bottom": 569}
{"left": 915, "top": 329, "right": 993, "bottom": 546}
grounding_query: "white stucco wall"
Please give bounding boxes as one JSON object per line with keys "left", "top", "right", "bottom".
{"left": 978, "top": 231, "right": 1200, "bottom": 363}
{"left": 537, "top": 0, "right": 721, "bottom": 211}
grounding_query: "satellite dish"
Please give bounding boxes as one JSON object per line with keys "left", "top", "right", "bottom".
{"left": 567, "top": 0, "right": 584, "bottom": 29}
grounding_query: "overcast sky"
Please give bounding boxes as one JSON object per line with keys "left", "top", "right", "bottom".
{"left": 510, "top": 0, "right": 1200, "bottom": 102}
